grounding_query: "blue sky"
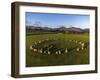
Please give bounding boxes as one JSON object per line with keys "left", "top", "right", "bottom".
{"left": 26, "top": 12, "right": 90, "bottom": 29}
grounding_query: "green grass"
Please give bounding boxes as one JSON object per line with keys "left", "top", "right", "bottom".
{"left": 26, "top": 33, "right": 89, "bottom": 67}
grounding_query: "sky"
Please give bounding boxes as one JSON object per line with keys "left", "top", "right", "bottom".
{"left": 25, "top": 12, "right": 90, "bottom": 29}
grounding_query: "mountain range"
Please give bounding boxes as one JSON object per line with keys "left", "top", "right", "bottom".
{"left": 26, "top": 25, "right": 89, "bottom": 33}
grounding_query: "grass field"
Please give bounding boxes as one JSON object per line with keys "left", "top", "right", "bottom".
{"left": 26, "top": 32, "right": 89, "bottom": 67}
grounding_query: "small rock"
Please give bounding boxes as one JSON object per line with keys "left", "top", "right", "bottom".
{"left": 77, "top": 48, "right": 79, "bottom": 51}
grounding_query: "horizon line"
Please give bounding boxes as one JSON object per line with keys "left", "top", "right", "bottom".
{"left": 26, "top": 25, "right": 89, "bottom": 29}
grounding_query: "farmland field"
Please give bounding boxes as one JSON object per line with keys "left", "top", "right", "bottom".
{"left": 26, "top": 32, "right": 89, "bottom": 67}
